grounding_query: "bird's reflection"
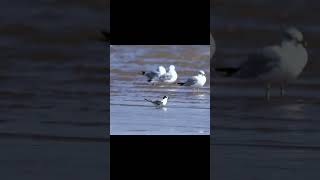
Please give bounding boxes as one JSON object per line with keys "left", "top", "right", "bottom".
{"left": 193, "top": 93, "right": 207, "bottom": 100}
{"left": 156, "top": 107, "right": 167, "bottom": 111}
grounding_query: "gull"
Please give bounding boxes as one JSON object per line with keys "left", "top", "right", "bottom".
{"left": 142, "top": 66, "right": 166, "bottom": 83}
{"left": 216, "top": 27, "right": 308, "bottom": 100}
{"left": 177, "top": 70, "right": 207, "bottom": 91}
{"left": 144, "top": 96, "right": 169, "bottom": 107}
{"left": 158, "top": 65, "right": 178, "bottom": 84}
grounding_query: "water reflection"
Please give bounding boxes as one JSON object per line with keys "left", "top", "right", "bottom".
{"left": 160, "top": 107, "right": 168, "bottom": 112}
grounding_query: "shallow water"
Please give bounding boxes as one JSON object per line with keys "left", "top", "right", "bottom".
{"left": 211, "top": 0, "right": 320, "bottom": 179}
{"left": 110, "top": 45, "right": 210, "bottom": 135}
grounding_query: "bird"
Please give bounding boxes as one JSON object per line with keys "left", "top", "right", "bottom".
{"left": 177, "top": 70, "right": 207, "bottom": 91}
{"left": 158, "top": 65, "right": 178, "bottom": 84}
{"left": 215, "top": 27, "right": 308, "bottom": 100}
{"left": 142, "top": 66, "right": 166, "bottom": 83}
{"left": 144, "top": 96, "right": 169, "bottom": 107}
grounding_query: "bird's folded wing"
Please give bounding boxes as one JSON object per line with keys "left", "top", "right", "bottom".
{"left": 237, "top": 46, "right": 281, "bottom": 78}
{"left": 159, "top": 73, "right": 172, "bottom": 80}
{"left": 183, "top": 77, "right": 198, "bottom": 86}
{"left": 145, "top": 71, "right": 159, "bottom": 79}
{"left": 152, "top": 100, "right": 162, "bottom": 105}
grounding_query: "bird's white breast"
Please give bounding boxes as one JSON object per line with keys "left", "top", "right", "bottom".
{"left": 279, "top": 43, "right": 308, "bottom": 81}
{"left": 164, "top": 70, "right": 178, "bottom": 83}
{"left": 192, "top": 75, "right": 206, "bottom": 87}
{"left": 162, "top": 98, "right": 168, "bottom": 105}
{"left": 257, "top": 42, "right": 308, "bottom": 83}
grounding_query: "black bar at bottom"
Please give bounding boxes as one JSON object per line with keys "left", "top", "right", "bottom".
{"left": 111, "top": 135, "right": 210, "bottom": 179}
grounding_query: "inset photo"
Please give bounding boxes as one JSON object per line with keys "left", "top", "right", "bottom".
{"left": 110, "top": 45, "right": 210, "bottom": 135}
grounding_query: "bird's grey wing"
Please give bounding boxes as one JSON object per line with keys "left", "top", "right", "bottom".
{"left": 145, "top": 71, "right": 159, "bottom": 79}
{"left": 236, "top": 46, "right": 281, "bottom": 78}
{"left": 159, "top": 73, "right": 172, "bottom": 81}
{"left": 183, "top": 77, "right": 198, "bottom": 86}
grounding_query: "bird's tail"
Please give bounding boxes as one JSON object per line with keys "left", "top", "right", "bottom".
{"left": 177, "top": 82, "right": 185, "bottom": 86}
{"left": 142, "top": 71, "right": 146, "bottom": 75}
{"left": 215, "top": 68, "right": 239, "bottom": 77}
{"left": 144, "top": 98, "right": 152, "bottom": 102}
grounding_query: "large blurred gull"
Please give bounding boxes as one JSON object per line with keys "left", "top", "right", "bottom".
{"left": 216, "top": 27, "right": 308, "bottom": 100}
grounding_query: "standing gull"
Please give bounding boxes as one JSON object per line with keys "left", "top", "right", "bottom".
{"left": 216, "top": 27, "right": 308, "bottom": 100}
{"left": 178, "top": 70, "right": 207, "bottom": 91}
{"left": 159, "top": 65, "right": 178, "bottom": 84}
{"left": 142, "top": 66, "right": 166, "bottom": 83}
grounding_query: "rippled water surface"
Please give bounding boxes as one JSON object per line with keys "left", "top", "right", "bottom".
{"left": 110, "top": 45, "right": 210, "bottom": 135}
{"left": 211, "top": 0, "right": 320, "bottom": 179}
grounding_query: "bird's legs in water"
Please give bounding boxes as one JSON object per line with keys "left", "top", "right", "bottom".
{"left": 192, "top": 88, "right": 200, "bottom": 93}
{"left": 280, "top": 84, "right": 285, "bottom": 96}
{"left": 265, "top": 84, "right": 271, "bottom": 101}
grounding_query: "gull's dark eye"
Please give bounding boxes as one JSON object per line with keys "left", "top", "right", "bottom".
{"left": 283, "top": 32, "right": 294, "bottom": 40}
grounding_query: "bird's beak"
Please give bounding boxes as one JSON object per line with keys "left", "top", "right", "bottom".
{"left": 303, "top": 41, "right": 308, "bottom": 47}
{"left": 301, "top": 40, "right": 307, "bottom": 47}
